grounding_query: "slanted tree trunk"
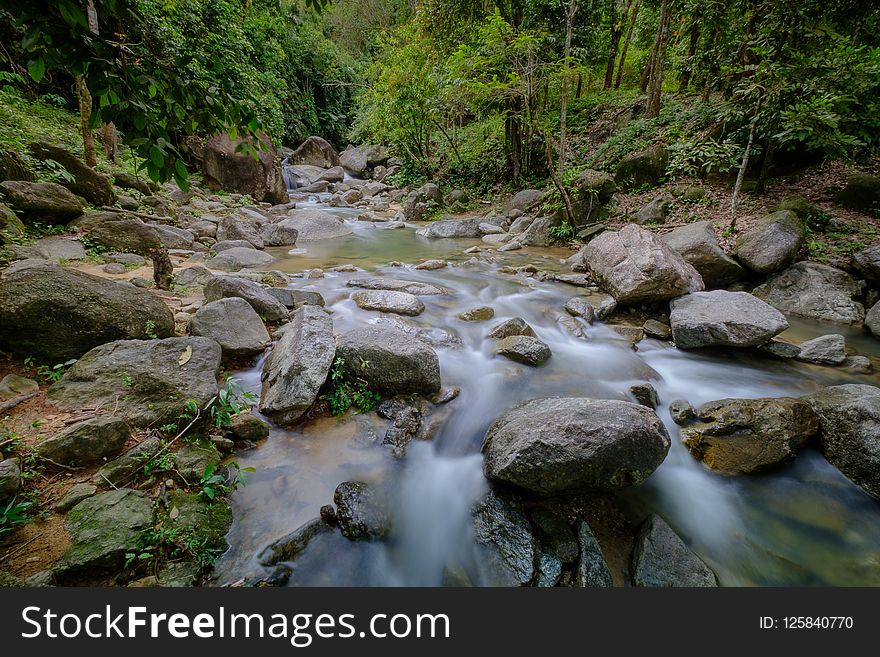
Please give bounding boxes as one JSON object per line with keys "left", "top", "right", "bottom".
{"left": 731, "top": 97, "right": 763, "bottom": 228}
{"left": 639, "top": 32, "right": 657, "bottom": 93}
{"left": 76, "top": 75, "right": 96, "bottom": 168}
{"left": 558, "top": 0, "right": 578, "bottom": 178}
{"left": 756, "top": 138, "right": 776, "bottom": 193}
{"left": 679, "top": 11, "right": 701, "bottom": 93}
{"left": 646, "top": 0, "right": 671, "bottom": 118}
{"left": 615, "top": 0, "right": 641, "bottom": 89}
{"left": 603, "top": 0, "right": 624, "bottom": 90}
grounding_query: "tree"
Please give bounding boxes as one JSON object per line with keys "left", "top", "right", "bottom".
{"left": 645, "top": 0, "right": 671, "bottom": 118}
{"left": 614, "top": 0, "right": 641, "bottom": 88}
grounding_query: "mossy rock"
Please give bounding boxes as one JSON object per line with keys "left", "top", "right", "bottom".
{"left": 615, "top": 145, "right": 669, "bottom": 191}
{"left": 775, "top": 196, "right": 828, "bottom": 230}
{"left": 166, "top": 490, "right": 232, "bottom": 551}
{"left": 835, "top": 174, "right": 880, "bottom": 212}
{"left": 0, "top": 202, "right": 25, "bottom": 245}
{"left": 174, "top": 441, "right": 222, "bottom": 482}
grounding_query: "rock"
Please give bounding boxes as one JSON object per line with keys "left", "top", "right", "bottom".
{"left": 10, "top": 235, "right": 87, "bottom": 262}
{"left": 752, "top": 262, "right": 865, "bottom": 325}
{"left": 571, "top": 170, "right": 616, "bottom": 223}
{"left": 508, "top": 214, "right": 553, "bottom": 248}
{"left": 529, "top": 508, "right": 579, "bottom": 562}
{"left": 634, "top": 194, "right": 673, "bottom": 225}
{"left": 217, "top": 215, "right": 264, "bottom": 249}
{"left": 260, "top": 223, "right": 299, "bottom": 247}
{"left": 0, "top": 261, "right": 174, "bottom": 361}
{"left": 267, "top": 288, "right": 325, "bottom": 309}
{"left": 333, "top": 481, "right": 391, "bottom": 540}
{"left": 775, "top": 195, "right": 827, "bottom": 229}
{"left": 537, "top": 553, "right": 562, "bottom": 587}
{"left": 835, "top": 173, "right": 880, "bottom": 212}
{"left": 458, "top": 306, "right": 494, "bottom": 321}
{"left": 471, "top": 491, "right": 537, "bottom": 586}
{"left": 867, "top": 301, "right": 880, "bottom": 338}
{"left": 56, "top": 483, "right": 97, "bottom": 512}
{"left": 340, "top": 144, "right": 385, "bottom": 175}
{"left": 482, "top": 398, "right": 671, "bottom": 494}
{"left": 805, "top": 384, "right": 880, "bottom": 498}
{"left": 662, "top": 221, "right": 744, "bottom": 288}
{"left": 213, "top": 240, "right": 256, "bottom": 253}
{"left": 576, "top": 223, "right": 607, "bottom": 241}
{"left": 174, "top": 442, "right": 221, "bottom": 482}
{"left": 672, "top": 185, "right": 706, "bottom": 202}
{"left": 583, "top": 224, "right": 704, "bottom": 304}
{"left": 102, "top": 263, "right": 126, "bottom": 274}
{"left": 735, "top": 211, "right": 805, "bottom": 274}
{"left": 288, "top": 136, "right": 340, "bottom": 168}
{"left": 630, "top": 383, "right": 659, "bottom": 409}
{"left": 174, "top": 265, "right": 215, "bottom": 287}
{"left": 258, "top": 518, "right": 334, "bottom": 566}
{"left": 669, "top": 290, "right": 789, "bottom": 349}
{"left": 0, "top": 373, "right": 38, "bottom": 401}
{"left": 0, "top": 181, "right": 83, "bottom": 225}
{"left": 495, "top": 335, "right": 551, "bottom": 366}
{"left": 93, "top": 436, "right": 162, "bottom": 487}
{"left": 48, "top": 337, "right": 221, "bottom": 426}
{"left": 209, "top": 247, "right": 274, "bottom": 271}
{"left": 56, "top": 489, "right": 152, "bottom": 576}
{"left": 0, "top": 148, "right": 35, "bottom": 182}
{"left": 0, "top": 458, "right": 21, "bottom": 500}
{"left": 482, "top": 233, "right": 510, "bottom": 246}
{"left": 505, "top": 189, "right": 545, "bottom": 213}
{"left": 352, "top": 289, "right": 425, "bottom": 316}
{"left": 30, "top": 142, "right": 115, "bottom": 205}
{"left": 563, "top": 297, "right": 594, "bottom": 322}
{"left": 615, "top": 145, "right": 669, "bottom": 190}
{"left": 508, "top": 215, "right": 533, "bottom": 234}
{"left": 319, "top": 166, "right": 345, "bottom": 183}
{"left": 414, "top": 259, "right": 447, "bottom": 270}
{"left": 166, "top": 488, "right": 231, "bottom": 549}
{"left": 259, "top": 305, "right": 334, "bottom": 425}
{"left": 796, "top": 334, "right": 847, "bottom": 365}
{"left": 0, "top": 202, "right": 25, "bottom": 244}
{"left": 86, "top": 219, "right": 164, "bottom": 255}
{"left": 151, "top": 224, "right": 196, "bottom": 250}
{"left": 575, "top": 521, "right": 612, "bottom": 587}
{"left": 416, "top": 216, "right": 504, "bottom": 239}
{"left": 346, "top": 277, "right": 451, "bottom": 296}
{"left": 112, "top": 172, "right": 157, "bottom": 195}
{"left": 228, "top": 411, "right": 269, "bottom": 442}
{"left": 632, "top": 515, "right": 717, "bottom": 587}
{"left": 479, "top": 223, "right": 505, "bottom": 235}
{"left": 755, "top": 339, "right": 800, "bottom": 360}
{"left": 276, "top": 209, "right": 352, "bottom": 241}
{"left": 202, "top": 132, "right": 287, "bottom": 204}
{"left": 681, "top": 397, "right": 819, "bottom": 474}
{"left": 852, "top": 243, "right": 880, "bottom": 287}
{"left": 190, "top": 298, "right": 270, "bottom": 357}
{"left": 204, "top": 276, "right": 289, "bottom": 322}
{"left": 487, "top": 317, "right": 536, "bottom": 339}
{"left": 336, "top": 325, "right": 441, "bottom": 397}
{"left": 37, "top": 416, "right": 130, "bottom": 467}
{"left": 643, "top": 319, "right": 671, "bottom": 339}
{"left": 669, "top": 399, "right": 695, "bottom": 424}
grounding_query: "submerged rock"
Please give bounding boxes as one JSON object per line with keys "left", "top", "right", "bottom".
{"left": 352, "top": 289, "right": 425, "bottom": 316}
{"left": 487, "top": 317, "right": 536, "bottom": 339}
{"left": 631, "top": 515, "right": 717, "bottom": 587}
{"left": 346, "top": 277, "right": 452, "bottom": 296}
{"left": 333, "top": 481, "right": 391, "bottom": 541}
{"left": 669, "top": 290, "right": 789, "bottom": 349}
{"left": 258, "top": 518, "right": 335, "bottom": 566}
{"left": 458, "top": 306, "right": 494, "bottom": 321}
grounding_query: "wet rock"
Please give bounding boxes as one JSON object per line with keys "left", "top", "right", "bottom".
{"left": 805, "top": 384, "right": 880, "bottom": 498}
{"left": 260, "top": 222, "right": 299, "bottom": 247}
{"left": 458, "top": 306, "right": 494, "bottom": 321}
{"left": 835, "top": 173, "right": 880, "bottom": 212}
{"left": 371, "top": 316, "right": 463, "bottom": 350}
{"left": 842, "top": 355, "right": 872, "bottom": 373}
{"left": 669, "top": 290, "right": 789, "bottom": 349}
{"left": 37, "top": 416, "right": 130, "bottom": 467}
{"left": 56, "top": 489, "right": 153, "bottom": 577}
{"left": 267, "top": 288, "right": 325, "bottom": 310}
{"left": 190, "top": 297, "right": 271, "bottom": 357}
{"left": 575, "top": 520, "right": 612, "bottom": 587}
{"left": 0, "top": 260, "right": 174, "bottom": 361}
{"left": 0, "top": 458, "right": 21, "bottom": 501}
{"left": 260, "top": 305, "right": 335, "bottom": 425}
{"left": 757, "top": 339, "right": 801, "bottom": 359}
{"left": 204, "top": 275, "right": 289, "bottom": 322}
{"left": 276, "top": 209, "right": 353, "bottom": 241}
{"left": 634, "top": 194, "right": 673, "bottom": 225}
{"left": 383, "top": 406, "right": 422, "bottom": 458}
{"left": 735, "top": 211, "right": 805, "bottom": 274}
{"left": 866, "top": 301, "right": 880, "bottom": 338}
{"left": 555, "top": 273, "right": 592, "bottom": 287}
{"left": 337, "top": 325, "right": 441, "bottom": 397}
{"left": 228, "top": 411, "right": 269, "bottom": 442}
{"left": 662, "top": 221, "right": 744, "bottom": 288}
{"left": 482, "top": 397, "right": 671, "bottom": 494}
{"left": 49, "top": 338, "right": 221, "bottom": 427}
{"left": 796, "top": 334, "right": 847, "bottom": 365}
{"left": 615, "top": 145, "right": 668, "bottom": 190}
{"left": 584, "top": 224, "right": 703, "bottom": 305}
{"left": 471, "top": 490, "right": 537, "bottom": 586}
{"left": 643, "top": 319, "right": 671, "bottom": 339}
{"left": 681, "top": 397, "right": 819, "bottom": 474}
{"left": 0, "top": 180, "right": 83, "bottom": 225}
{"left": 632, "top": 515, "right": 717, "bottom": 587}
{"left": 56, "top": 483, "right": 97, "bottom": 512}
{"left": 630, "top": 383, "right": 659, "bottom": 409}
{"left": 537, "top": 553, "right": 562, "bottom": 587}
{"left": 564, "top": 297, "right": 594, "bottom": 322}
{"left": 487, "top": 317, "right": 536, "bottom": 340}
{"left": 669, "top": 400, "right": 695, "bottom": 425}
{"left": 346, "top": 277, "right": 451, "bottom": 296}
{"left": 414, "top": 259, "right": 448, "bottom": 270}
{"left": 333, "top": 481, "right": 391, "bottom": 541}
{"left": 258, "top": 518, "right": 334, "bottom": 566}
{"left": 495, "top": 335, "right": 551, "bottom": 366}
{"left": 529, "top": 508, "right": 579, "bottom": 563}
{"left": 352, "top": 289, "right": 425, "bottom": 316}
{"left": 552, "top": 312, "right": 587, "bottom": 339}
{"left": 752, "top": 262, "right": 865, "bottom": 325}
{"left": 175, "top": 442, "right": 221, "bottom": 482}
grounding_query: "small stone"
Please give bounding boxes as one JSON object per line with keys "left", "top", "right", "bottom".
{"left": 643, "top": 319, "right": 671, "bottom": 339}
{"left": 669, "top": 399, "right": 695, "bottom": 425}
{"left": 458, "top": 306, "right": 495, "bottom": 322}
{"left": 630, "top": 383, "right": 659, "bottom": 409}
{"left": 495, "top": 335, "right": 551, "bottom": 366}
{"left": 487, "top": 317, "right": 536, "bottom": 340}
{"left": 0, "top": 373, "right": 39, "bottom": 400}
{"left": 56, "top": 483, "right": 98, "bottom": 512}
{"left": 841, "top": 355, "right": 872, "bottom": 373}
{"left": 564, "top": 297, "right": 594, "bottom": 322}
{"left": 228, "top": 412, "right": 269, "bottom": 441}
{"left": 575, "top": 520, "right": 612, "bottom": 587}
{"left": 796, "top": 334, "right": 847, "bottom": 365}
{"left": 414, "top": 259, "right": 447, "bottom": 270}
{"left": 102, "top": 263, "right": 126, "bottom": 274}
{"left": 757, "top": 339, "right": 801, "bottom": 359}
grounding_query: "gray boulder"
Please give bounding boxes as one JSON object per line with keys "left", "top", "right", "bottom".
{"left": 416, "top": 216, "right": 504, "bottom": 239}
{"left": 487, "top": 317, "right": 536, "bottom": 340}
{"left": 86, "top": 219, "right": 163, "bottom": 254}
{"left": 752, "top": 262, "right": 865, "bottom": 325}
{"left": 289, "top": 136, "right": 340, "bottom": 169}
{"left": 260, "top": 223, "right": 299, "bottom": 247}
{"left": 340, "top": 144, "right": 385, "bottom": 175}
{"left": 575, "top": 520, "right": 612, "bottom": 587}
{"left": 336, "top": 326, "right": 441, "bottom": 397}
{"left": 482, "top": 398, "right": 671, "bottom": 494}
{"left": 583, "top": 224, "right": 704, "bottom": 304}
{"left": 0, "top": 458, "right": 21, "bottom": 501}
{"left": 0, "top": 181, "right": 84, "bottom": 225}
{"left": 334, "top": 481, "right": 391, "bottom": 541}
{"left": 48, "top": 337, "right": 221, "bottom": 426}
{"left": 495, "top": 335, "right": 551, "bottom": 366}
{"left": 36, "top": 416, "right": 130, "bottom": 467}
{"left": 505, "top": 189, "right": 545, "bottom": 213}
{"left": 796, "top": 334, "right": 847, "bottom": 365}
{"left": 735, "top": 211, "right": 804, "bottom": 274}
{"left": 352, "top": 289, "right": 425, "bottom": 316}
{"left": 632, "top": 515, "right": 717, "bottom": 587}
{"left": 190, "top": 297, "right": 271, "bottom": 357}
{"left": 202, "top": 132, "right": 287, "bottom": 204}
{"left": 866, "top": 301, "right": 880, "bottom": 338}
{"left": 93, "top": 436, "right": 162, "bottom": 487}
{"left": 346, "top": 277, "right": 451, "bottom": 296}
{"left": 571, "top": 169, "right": 616, "bottom": 224}
{"left": 276, "top": 209, "right": 352, "bottom": 241}
{"left": 9, "top": 235, "right": 86, "bottom": 262}
{"left": 669, "top": 290, "right": 789, "bottom": 349}
{"left": 0, "top": 260, "right": 174, "bottom": 361}
{"left": 209, "top": 247, "right": 274, "bottom": 271}
{"left": 634, "top": 195, "right": 673, "bottom": 225}
{"left": 217, "top": 215, "right": 264, "bottom": 248}
{"left": 471, "top": 491, "right": 537, "bottom": 586}
{"left": 615, "top": 145, "right": 668, "bottom": 190}
{"left": 662, "top": 221, "right": 744, "bottom": 288}
{"left": 204, "top": 276, "right": 289, "bottom": 321}
{"left": 30, "top": 142, "right": 116, "bottom": 206}
{"left": 259, "top": 305, "right": 334, "bottom": 425}
{"left": 852, "top": 243, "right": 880, "bottom": 287}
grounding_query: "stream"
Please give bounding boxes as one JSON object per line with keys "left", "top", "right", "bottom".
{"left": 214, "top": 193, "right": 880, "bottom": 587}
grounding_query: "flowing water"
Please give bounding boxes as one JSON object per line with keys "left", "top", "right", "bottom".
{"left": 214, "top": 194, "right": 880, "bottom": 587}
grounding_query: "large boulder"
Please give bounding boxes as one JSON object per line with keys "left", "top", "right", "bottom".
{"left": 866, "top": 301, "right": 880, "bottom": 338}
{"left": 631, "top": 515, "right": 717, "bottom": 587}
{"left": 851, "top": 243, "right": 880, "bottom": 287}
{"left": 30, "top": 142, "right": 115, "bottom": 206}
{"left": 752, "top": 262, "right": 865, "bottom": 325}
{"left": 416, "top": 216, "right": 504, "bottom": 239}
{"left": 335, "top": 326, "right": 441, "bottom": 397}
{"left": 471, "top": 491, "right": 537, "bottom": 586}
{"left": 259, "top": 305, "right": 335, "bottom": 425}
{"left": 669, "top": 290, "right": 789, "bottom": 349}
{"left": 0, "top": 202, "right": 25, "bottom": 244}
{"left": 288, "top": 136, "right": 340, "bottom": 169}
{"left": 48, "top": 337, "right": 221, "bottom": 426}
{"left": 204, "top": 276, "right": 289, "bottom": 322}
{"left": 494, "top": 335, "right": 551, "bottom": 366}
{"left": 85, "top": 219, "right": 164, "bottom": 254}
{"left": 805, "top": 385, "right": 880, "bottom": 499}
{"left": 56, "top": 489, "right": 152, "bottom": 577}
{"left": 615, "top": 145, "right": 669, "bottom": 190}
{"left": 0, "top": 260, "right": 174, "bottom": 361}
{"left": 735, "top": 211, "right": 804, "bottom": 274}
{"left": 276, "top": 209, "right": 352, "bottom": 241}
{"left": 0, "top": 458, "right": 21, "bottom": 501}
{"left": 504, "top": 189, "right": 545, "bottom": 213}
{"left": 208, "top": 247, "right": 274, "bottom": 271}
{"left": 0, "top": 148, "right": 35, "bottom": 182}
{"left": 662, "top": 221, "right": 744, "bottom": 287}
{"left": 8, "top": 235, "right": 86, "bottom": 262}
{"left": 583, "top": 224, "right": 703, "bottom": 304}
{"left": 835, "top": 173, "right": 880, "bottom": 212}
{"left": 339, "top": 144, "right": 386, "bottom": 176}
{"left": 352, "top": 289, "right": 425, "bottom": 316}
{"left": 36, "top": 416, "right": 130, "bottom": 467}
{"left": 202, "top": 132, "right": 287, "bottom": 204}
{"left": 0, "top": 181, "right": 83, "bottom": 225}
{"left": 346, "top": 277, "right": 451, "bottom": 296}
{"left": 190, "top": 298, "right": 271, "bottom": 357}
{"left": 681, "top": 397, "right": 819, "bottom": 474}
{"left": 571, "top": 169, "right": 616, "bottom": 224}
{"left": 260, "top": 222, "right": 299, "bottom": 247}
{"left": 216, "top": 214, "right": 264, "bottom": 249}
{"left": 482, "top": 397, "right": 671, "bottom": 494}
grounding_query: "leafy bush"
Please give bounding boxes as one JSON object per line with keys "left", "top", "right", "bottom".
{"left": 667, "top": 138, "right": 742, "bottom": 179}
{"left": 322, "top": 357, "right": 381, "bottom": 416}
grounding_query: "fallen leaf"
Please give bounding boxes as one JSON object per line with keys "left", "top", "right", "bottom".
{"left": 169, "top": 507, "right": 180, "bottom": 520}
{"left": 178, "top": 346, "right": 192, "bottom": 366}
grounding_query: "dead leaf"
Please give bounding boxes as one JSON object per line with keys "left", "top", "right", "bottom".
{"left": 178, "top": 346, "right": 192, "bottom": 366}
{"left": 169, "top": 507, "right": 180, "bottom": 520}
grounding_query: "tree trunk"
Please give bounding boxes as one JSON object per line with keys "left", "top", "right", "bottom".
{"left": 558, "top": 0, "right": 578, "bottom": 178}
{"left": 603, "top": 0, "right": 623, "bottom": 90}
{"left": 679, "top": 12, "right": 700, "bottom": 93}
{"left": 756, "top": 138, "right": 776, "bottom": 193}
{"left": 76, "top": 75, "right": 97, "bottom": 168}
{"left": 731, "top": 99, "right": 763, "bottom": 228}
{"left": 646, "top": 0, "right": 671, "bottom": 118}
{"left": 615, "top": 0, "right": 641, "bottom": 89}
{"left": 103, "top": 123, "right": 119, "bottom": 164}
{"left": 639, "top": 33, "right": 657, "bottom": 93}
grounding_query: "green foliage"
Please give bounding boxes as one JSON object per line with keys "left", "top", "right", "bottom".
{"left": 125, "top": 521, "right": 225, "bottom": 571}
{"left": 322, "top": 356, "right": 381, "bottom": 416}
{"left": 137, "top": 446, "right": 176, "bottom": 477}
{"left": 0, "top": 496, "right": 32, "bottom": 538}
{"left": 23, "top": 357, "right": 74, "bottom": 384}
{"left": 143, "top": 319, "right": 157, "bottom": 340}
{"left": 548, "top": 221, "right": 576, "bottom": 242}
{"left": 199, "top": 462, "right": 253, "bottom": 502}
{"left": 667, "top": 138, "right": 742, "bottom": 179}
{"left": 181, "top": 377, "right": 258, "bottom": 432}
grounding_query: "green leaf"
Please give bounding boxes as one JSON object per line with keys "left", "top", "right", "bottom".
{"left": 27, "top": 58, "right": 45, "bottom": 83}
{"left": 150, "top": 147, "right": 164, "bottom": 168}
